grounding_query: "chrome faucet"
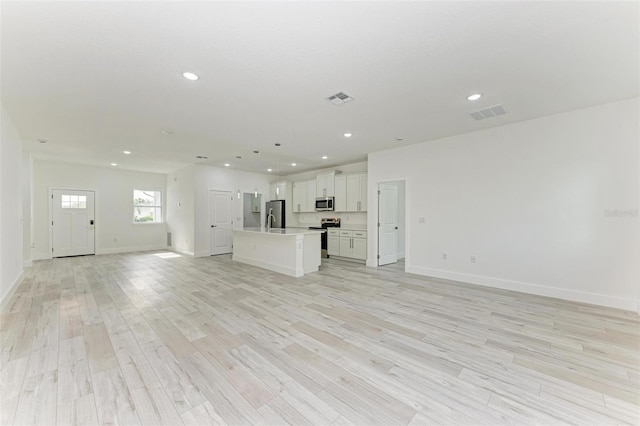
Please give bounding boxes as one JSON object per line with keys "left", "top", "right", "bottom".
{"left": 266, "top": 208, "right": 275, "bottom": 231}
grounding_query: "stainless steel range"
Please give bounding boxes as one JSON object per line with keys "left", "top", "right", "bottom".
{"left": 308, "top": 218, "right": 340, "bottom": 258}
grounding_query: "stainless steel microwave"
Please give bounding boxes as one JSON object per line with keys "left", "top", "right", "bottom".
{"left": 315, "top": 197, "right": 334, "bottom": 211}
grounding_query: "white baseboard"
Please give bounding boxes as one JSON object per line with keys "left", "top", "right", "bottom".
{"left": 169, "top": 247, "right": 195, "bottom": 256}
{"left": 36, "top": 245, "right": 168, "bottom": 258}
{"left": 1, "top": 270, "right": 25, "bottom": 312}
{"left": 406, "top": 265, "right": 638, "bottom": 313}
{"left": 94, "top": 245, "right": 168, "bottom": 255}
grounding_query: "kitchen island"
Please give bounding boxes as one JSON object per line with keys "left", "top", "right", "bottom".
{"left": 232, "top": 228, "right": 324, "bottom": 277}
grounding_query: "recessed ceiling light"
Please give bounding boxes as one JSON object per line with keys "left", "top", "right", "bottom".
{"left": 195, "top": 155, "right": 208, "bottom": 160}
{"left": 110, "top": 163, "right": 118, "bottom": 167}
{"left": 37, "top": 138, "right": 48, "bottom": 144}
{"left": 123, "top": 150, "right": 131, "bottom": 155}
{"left": 253, "top": 150, "right": 259, "bottom": 154}
{"left": 275, "top": 143, "right": 281, "bottom": 147}
{"left": 467, "top": 93, "right": 482, "bottom": 101}
{"left": 291, "top": 163, "right": 297, "bottom": 167}
{"left": 224, "top": 163, "right": 230, "bottom": 167}
{"left": 395, "top": 137, "right": 404, "bottom": 141}
{"left": 344, "top": 133, "right": 352, "bottom": 138}
{"left": 267, "top": 168, "right": 273, "bottom": 172}
{"left": 235, "top": 156, "right": 242, "bottom": 159}
{"left": 183, "top": 72, "right": 199, "bottom": 81}
{"left": 162, "top": 130, "right": 173, "bottom": 135}
{"left": 322, "top": 156, "right": 328, "bottom": 160}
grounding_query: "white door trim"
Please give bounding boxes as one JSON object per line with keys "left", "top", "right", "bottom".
{"left": 49, "top": 187, "right": 96, "bottom": 258}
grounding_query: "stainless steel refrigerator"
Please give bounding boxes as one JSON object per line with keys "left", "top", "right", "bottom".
{"left": 265, "top": 200, "right": 286, "bottom": 228}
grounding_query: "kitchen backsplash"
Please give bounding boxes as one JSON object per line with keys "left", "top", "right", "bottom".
{"left": 295, "top": 212, "right": 367, "bottom": 227}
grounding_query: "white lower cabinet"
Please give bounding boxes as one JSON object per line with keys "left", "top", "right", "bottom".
{"left": 352, "top": 232, "right": 367, "bottom": 260}
{"left": 328, "top": 233, "right": 340, "bottom": 256}
{"left": 328, "top": 229, "right": 366, "bottom": 261}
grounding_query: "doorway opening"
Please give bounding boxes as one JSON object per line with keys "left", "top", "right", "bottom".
{"left": 377, "top": 181, "right": 406, "bottom": 266}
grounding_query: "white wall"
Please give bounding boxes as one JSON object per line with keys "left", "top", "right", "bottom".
{"left": 33, "top": 161, "right": 167, "bottom": 258}
{"left": 193, "top": 164, "right": 271, "bottom": 256}
{"left": 283, "top": 161, "right": 368, "bottom": 227}
{"left": 368, "top": 98, "right": 640, "bottom": 312}
{"left": 166, "top": 166, "right": 196, "bottom": 255}
{"left": 0, "top": 105, "right": 24, "bottom": 308}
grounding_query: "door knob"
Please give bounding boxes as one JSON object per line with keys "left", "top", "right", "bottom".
{"left": 395, "top": 226, "right": 398, "bottom": 230}
{"left": 211, "top": 225, "right": 217, "bottom": 228}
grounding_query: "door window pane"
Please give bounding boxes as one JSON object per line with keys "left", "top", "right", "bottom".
{"left": 61, "top": 194, "right": 87, "bottom": 209}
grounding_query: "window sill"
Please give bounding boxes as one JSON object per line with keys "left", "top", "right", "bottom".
{"left": 132, "top": 222, "right": 165, "bottom": 225}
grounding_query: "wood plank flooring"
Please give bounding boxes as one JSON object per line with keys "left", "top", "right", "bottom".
{"left": 1, "top": 251, "right": 638, "bottom": 425}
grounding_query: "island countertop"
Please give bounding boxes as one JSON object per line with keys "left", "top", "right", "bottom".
{"left": 237, "top": 227, "right": 325, "bottom": 236}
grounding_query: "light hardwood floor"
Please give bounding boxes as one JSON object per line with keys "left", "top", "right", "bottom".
{"left": 1, "top": 251, "right": 638, "bottom": 425}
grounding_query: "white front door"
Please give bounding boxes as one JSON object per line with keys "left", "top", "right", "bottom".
{"left": 378, "top": 183, "right": 398, "bottom": 266}
{"left": 51, "top": 189, "right": 95, "bottom": 257}
{"left": 209, "top": 190, "right": 233, "bottom": 255}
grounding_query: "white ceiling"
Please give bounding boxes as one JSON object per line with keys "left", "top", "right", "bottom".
{"left": 2, "top": 1, "right": 638, "bottom": 175}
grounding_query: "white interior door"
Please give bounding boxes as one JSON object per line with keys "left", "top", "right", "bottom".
{"left": 378, "top": 183, "right": 398, "bottom": 266}
{"left": 209, "top": 190, "right": 233, "bottom": 255}
{"left": 51, "top": 189, "right": 95, "bottom": 257}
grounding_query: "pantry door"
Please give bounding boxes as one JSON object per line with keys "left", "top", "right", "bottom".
{"left": 378, "top": 183, "right": 398, "bottom": 266}
{"left": 209, "top": 190, "right": 233, "bottom": 255}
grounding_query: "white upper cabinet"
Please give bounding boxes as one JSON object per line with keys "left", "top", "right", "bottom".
{"left": 292, "top": 179, "right": 316, "bottom": 213}
{"left": 269, "top": 181, "right": 288, "bottom": 201}
{"left": 306, "top": 180, "right": 316, "bottom": 211}
{"left": 292, "top": 181, "right": 305, "bottom": 213}
{"left": 346, "top": 173, "right": 367, "bottom": 212}
{"left": 316, "top": 171, "right": 335, "bottom": 198}
{"left": 334, "top": 175, "right": 347, "bottom": 212}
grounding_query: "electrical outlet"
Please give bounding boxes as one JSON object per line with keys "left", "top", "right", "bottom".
{"left": 113, "top": 237, "right": 118, "bottom": 242}
{"left": 419, "top": 217, "right": 425, "bottom": 224}
{"left": 470, "top": 255, "right": 476, "bottom": 263}
{"left": 442, "top": 253, "right": 447, "bottom": 260}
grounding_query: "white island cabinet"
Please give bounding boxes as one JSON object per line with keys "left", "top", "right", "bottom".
{"left": 233, "top": 228, "right": 324, "bottom": 277}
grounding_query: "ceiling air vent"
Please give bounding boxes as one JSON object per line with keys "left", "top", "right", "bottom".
{"left": 470, "top": 104, "right": 507, "bottom": 121}
{"left": 327, "top": 92, "right": 354, "bottom": 106}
